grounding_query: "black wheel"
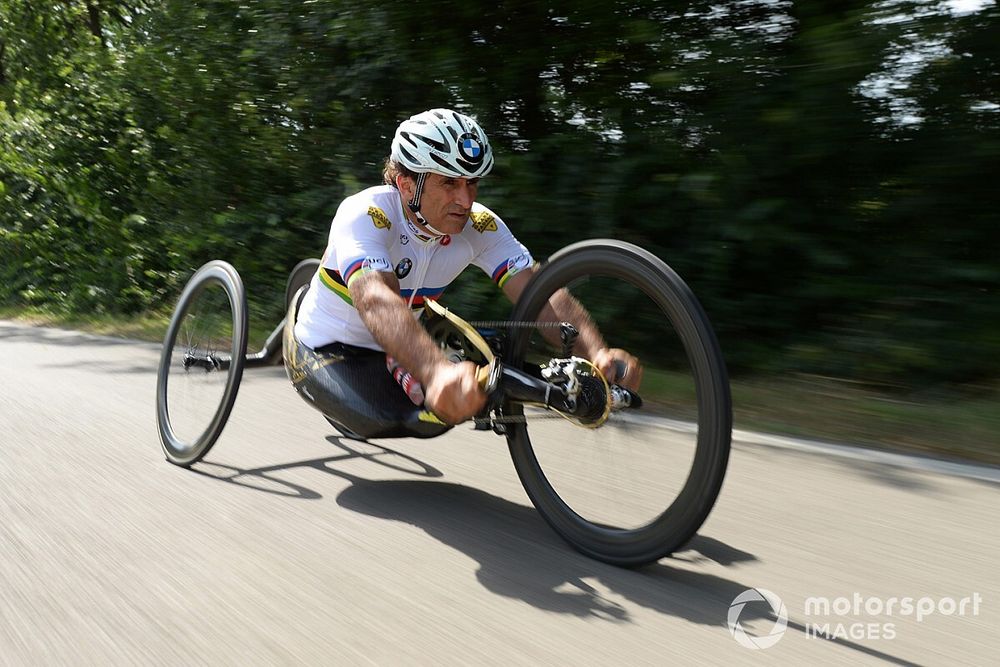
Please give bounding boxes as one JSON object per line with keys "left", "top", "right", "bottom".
{"left": 156, "top": 260, "right": 249, "bottom": 466}
{"left": 285, "top": 258, "right": 320, "bottom": 313}
{"left": 503, "top": 240, "right": 731, "bottom": 566}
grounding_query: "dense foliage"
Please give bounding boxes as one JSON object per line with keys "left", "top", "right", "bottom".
{"left": 1, "top": 0, "right": 998, "bottom": 386}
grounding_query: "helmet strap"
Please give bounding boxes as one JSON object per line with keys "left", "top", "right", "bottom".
{"left": 407, "top": 172, "right": 448, "bottom": 238}
{"left": 407, "top": 172, "right": 428, "bottom": 212}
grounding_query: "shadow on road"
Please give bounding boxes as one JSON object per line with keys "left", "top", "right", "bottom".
{"left": 334, "top": 475, "right": 758, "bottom": 624}
{"left": 332, "top": 474, "right": 924, "bottom": 664}
{"left": 192, "top": 437, "right": 444, "bottom": 498}
{"left": 191, "top": 436, "right": 919, "bottom": 665}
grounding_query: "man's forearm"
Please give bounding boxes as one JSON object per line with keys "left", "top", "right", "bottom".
{"left": 350, "top": 273, "right": 445, "bottom": 385}
{"left": 538, "top": 288, "right": 607, "bottom": 358}
{"left": 503, "top": 268, "right": 606, "bottom": 358}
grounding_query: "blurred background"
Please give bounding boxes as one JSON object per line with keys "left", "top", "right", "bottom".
{"left": 1, "top": 0, "right": 997, "bottom": 461}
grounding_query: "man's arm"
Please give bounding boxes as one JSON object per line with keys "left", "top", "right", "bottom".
{"left": 502, "top": 268, "right": 605, "bottom": 354}
{"left": 501, "top": 268, "right": 643, "bottom": 390}
{"left": 350, "top": 271, "right": 486, "bottom": 423}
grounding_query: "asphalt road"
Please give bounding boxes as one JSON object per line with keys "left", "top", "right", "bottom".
{"left": 2, "top": 320, "right": 998, "bottom": 666}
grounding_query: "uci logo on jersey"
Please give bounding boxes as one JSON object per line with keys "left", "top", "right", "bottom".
{"left": 508, "top": 253, "right": 531, "bottom": 272}
{"left": 458, "top": 133, "right": 484, "bottom": 164}
{"left": 362, "top": 256, "right": 392, "bottom": 272}
{"left": 395, "top": 257, "right": 413, "bottom": 279}
{"left": 368, "top": 206, "right": 392, "bottom": 230}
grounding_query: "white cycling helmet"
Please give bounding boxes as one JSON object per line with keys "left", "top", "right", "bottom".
{"left": 391, "top": 108, "right": 494, "bottom": 179}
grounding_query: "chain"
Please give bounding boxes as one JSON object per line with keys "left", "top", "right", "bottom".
{"left": 468, "top": 319, "right": 565, "bottom": 329}
{"left": 478, "top": 410, "right": 623, "bottom": 426}
{"left": 481, "top": 412, "right": 555, "bottom": 423}
{"left": 474, "top": 415, "right": 522, "bottom": 426}
{"left": 474, "top": 412, "right": 567, "bottom": 426}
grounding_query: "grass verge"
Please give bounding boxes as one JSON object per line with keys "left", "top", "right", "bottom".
{"left": 0, "top": 305, "right": 174, "bottom": 343}
{"left": 731, "top": 375, "right": 1000, "bottom": 466}
{"left": 0, "top": 304, "right": 280, "bottom": 350}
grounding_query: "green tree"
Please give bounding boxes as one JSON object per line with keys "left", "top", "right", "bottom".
{"left": 2, "top": 0, "right": 997, "bottom": 386}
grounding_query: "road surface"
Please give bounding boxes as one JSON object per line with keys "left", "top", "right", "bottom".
{"left": 1, "top": 321, "right": 997, "bottom": 665}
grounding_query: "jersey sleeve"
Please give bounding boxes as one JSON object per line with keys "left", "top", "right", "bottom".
{"left": 468, "top": 205, "right": 534, "bottom": 289}
{"left": 323, "top": 198, "right": 395, "bottom": 291}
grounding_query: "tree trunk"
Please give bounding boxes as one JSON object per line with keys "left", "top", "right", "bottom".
{"left": 85, "top": 1, "right": 106, "bottom": 48}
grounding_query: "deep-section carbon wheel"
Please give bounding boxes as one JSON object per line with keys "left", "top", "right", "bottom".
{"left": 156, "top": 260, "right": 248, "bottom": 466}
{"left": 285, "top": 258, "right": 320, "bottom": 314}
{"left": 503, "top": 240, "right": 732, "bottom": 566}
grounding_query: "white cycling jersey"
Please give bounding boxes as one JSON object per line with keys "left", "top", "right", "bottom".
{"left": 294, "top": 185, "right": 533, "bottom": 351}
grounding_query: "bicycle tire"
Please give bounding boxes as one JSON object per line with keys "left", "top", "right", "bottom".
{"left": 503, "top": 239, "right": 731, "bottom": 566}
{"left": 285, "top": 258, "right": 320, "bottom": 314}
{"left": 156, "top": 260, "right": 249, "bottom": 466}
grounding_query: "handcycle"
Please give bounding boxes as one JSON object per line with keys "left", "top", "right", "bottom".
{"left": 155, "top": 239, "right": 732, "bottom": 566}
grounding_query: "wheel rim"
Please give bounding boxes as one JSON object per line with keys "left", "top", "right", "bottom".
{"left": 158, "top": 269, "right": 243, "bottom": 463}
{"left": 504, "top": 242, "right": 731, "bottom": 562}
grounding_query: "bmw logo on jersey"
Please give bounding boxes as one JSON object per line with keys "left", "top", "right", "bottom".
{"left": 395, "top": 257, "right": 413, "bottom": 279}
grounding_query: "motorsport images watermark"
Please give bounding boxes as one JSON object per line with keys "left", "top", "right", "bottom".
{"left": 728, "top": 589, "right": 983, "bottom": 648}
{"left": 728, "top": 588, "right": 788, "bottom": 649}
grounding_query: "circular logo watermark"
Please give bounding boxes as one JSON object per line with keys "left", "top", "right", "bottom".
{"left": 728, "top": 588, "right": 788, "bottom": 650}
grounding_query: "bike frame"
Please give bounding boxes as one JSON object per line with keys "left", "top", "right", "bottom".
{"left": 244, "top": 317, "right": 286, "bottom": 368}
{"left": 230, "top": 315, "right": 564, "bottom": 404}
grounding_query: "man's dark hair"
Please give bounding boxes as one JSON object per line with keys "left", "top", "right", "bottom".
{"left": 382, "top": 157, "right": 419, "bottom": 187}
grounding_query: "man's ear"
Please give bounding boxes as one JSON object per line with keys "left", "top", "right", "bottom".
{"left": 395, "top": 174, "right": 414, "bottom": 200}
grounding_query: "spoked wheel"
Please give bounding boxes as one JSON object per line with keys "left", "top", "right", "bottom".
{"left": 503, "top": 240, "right": 731, "bottom": 566}
{"left": 156, "top": 260, "right": 248, "bottom": 466}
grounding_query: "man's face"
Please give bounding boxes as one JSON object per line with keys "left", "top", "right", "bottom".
{"left": 401, "top": 173, "right": 480, "bottom": 235}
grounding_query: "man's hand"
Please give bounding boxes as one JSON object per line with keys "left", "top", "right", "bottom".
{"left": 423, "top": 360, "right": 488, "bottom": 424}
{"left": 592, "top": 347, "right": 643, "bottom": 391}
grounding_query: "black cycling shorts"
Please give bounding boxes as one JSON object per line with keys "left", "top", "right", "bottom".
{"left": 282, "top": 287, "right": 451, "bottom": 440}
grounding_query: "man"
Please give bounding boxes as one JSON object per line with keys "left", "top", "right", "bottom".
{"left": 284, "top": 108, "right": 638, "bottom": 439}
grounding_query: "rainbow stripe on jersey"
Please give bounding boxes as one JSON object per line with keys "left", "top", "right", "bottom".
{"left": 321, "top": 267, "right": 444, "bottom": 310}
{"left": 400, "top": 286, "right": 445, "bottom": 309}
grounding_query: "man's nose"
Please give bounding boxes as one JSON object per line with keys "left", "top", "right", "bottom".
{"left": 454, "top": 182, "right": 474, "bottom": 208}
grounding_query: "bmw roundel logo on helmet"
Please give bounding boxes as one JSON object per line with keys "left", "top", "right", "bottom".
{"left": 457, "top": 132, "right": 484, "bottom": 163}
